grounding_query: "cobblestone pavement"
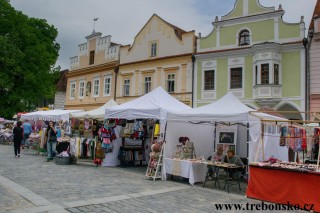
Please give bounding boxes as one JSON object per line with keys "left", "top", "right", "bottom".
{"left": 0, "top": 144, "right": 306, "bottom": 213}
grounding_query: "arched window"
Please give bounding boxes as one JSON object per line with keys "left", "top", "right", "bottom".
{"left": 239, "top": 30, "right": 250, "bottom": 46}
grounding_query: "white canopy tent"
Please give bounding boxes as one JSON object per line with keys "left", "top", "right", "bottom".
{"left": 166, "top": 92, "right": 288, "bottom": 166}
{"left": 21, "top": 109, "right": 83, "bottom": 122}
{"left": 105, "top": 87, "right": 191, "bottom": 121}
{"left": 103, "top": 87, "right": 190, "bottom": 167}
{"left": 70, "top": 99, "right": 118, "bottom": 120}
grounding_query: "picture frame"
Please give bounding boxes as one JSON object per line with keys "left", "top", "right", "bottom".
{"left": 218, "top": 132, "right": 235, "bottom": 144}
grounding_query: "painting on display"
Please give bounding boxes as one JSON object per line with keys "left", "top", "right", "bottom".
{"left": 218, "top": 132, "right": 235, "bottom": 144}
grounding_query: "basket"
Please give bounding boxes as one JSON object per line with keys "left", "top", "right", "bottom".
{"left": 55, "top": 156, "right": 71, "bottom": 165}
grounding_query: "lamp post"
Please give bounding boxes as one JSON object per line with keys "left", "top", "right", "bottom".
{"left": 302, "top": 37, "right": 308, "bottom": 120}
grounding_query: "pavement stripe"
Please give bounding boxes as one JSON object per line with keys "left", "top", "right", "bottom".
{"left": 62, "top": 185, "right": 190, "bottom": 208}
{"left": 0, "top": 175, "right": 52, "bottom": 206}
{"left": 2, "top": 175, "right": 191, "bottom": 212}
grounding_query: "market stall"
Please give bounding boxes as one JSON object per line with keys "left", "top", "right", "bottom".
{"left": 247, "top": 162, "right": 320, "bottom": 212}
{"left": 105, "top": 87, "right": 190, "bottom": 175}
{"left": 246, "top": 115, "right": 320, "bottom": 212}
{"left": 21, "top": 109, "right": 82, "bottom": 157}
{"left": 68, "top": 100, "right": 119, "bottom": 166}
{"left": 164, "top": 92, "right": 287, "bottom": 184}
{"left": 21, "top": 109, "right": 83, "bottom": 122}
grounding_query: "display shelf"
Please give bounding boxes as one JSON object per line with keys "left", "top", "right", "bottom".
{"left": 118, "top": 137, "right": 145, "bottom": 167}
{"left": 145, "top": 140, "right": 164, "bottom": 181}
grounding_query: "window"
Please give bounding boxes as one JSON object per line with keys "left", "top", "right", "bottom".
{"left": 151, "top": 42, "right": 157, "bottom": 57}
{"left": 79, "top": 81, "right": 85, "bottom": 98}
{"left": 93, "top": 78, "right": 100, "bottom": 97}
{"left": 230, "top": 67, "right": 243, "bottom": 89}
{"left": 255, "top": 66, "right": 258, "bottom": 85}
{"left": 204, "top": 70, "right": 215, "bottom": 90}
{"left": 86, "top": 81, "right": 91, "bottom": 96}
{"left": 144, "top": 76, "right": 152, "bottom": 94}
{"left": 123, "top": 79, "right": 130, "bottom": 96}
{"left": 274, "top": 64, "right": 279, "bottom": 85}
{"left": 167, "top": 74, "right": 175, "bottom": 93}
{"left": 239, "top": 30, "right": 250, "bottom": 46}
{"left": 261, "top": 64, "right": 269, "bottom": 84}
{"left": 89, "top": 50, "right": 95, "bottom": 65}
{"left": 103, "top": 76, "right": 112, "bottom": 96}
{"left": 70, "top": 81, "right": 76, "bottom": 99}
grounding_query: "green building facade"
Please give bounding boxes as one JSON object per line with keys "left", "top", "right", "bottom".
{"left": 194, "top": 0, "right": 306, "bottom": 120}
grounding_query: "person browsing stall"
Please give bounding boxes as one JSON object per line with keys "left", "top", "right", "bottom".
{"left": 44, "top": 121, "right": 57, "bottom": 162}
{"left": 13, "top": 121, "right": 23, "bottom": 158}
{"left": 22, "top": 120, "right": 32, "bottom": 148}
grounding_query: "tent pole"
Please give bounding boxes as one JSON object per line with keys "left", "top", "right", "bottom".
{"left": 213, "top": 122, "right": 217, "bottom": 152}
{"left": 246, "top": 122, "right": 249, "bottom": 179}
{"left": 317, "top": 142, "right": 320, "bottom": 171}
{"left": 163, "top": 121, "right": 168, "bottom": 141}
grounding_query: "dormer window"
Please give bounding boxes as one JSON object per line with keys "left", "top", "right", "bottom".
{"left": 89, "top": 50, "right": 95, "bottom": 65}
{"left": 150, "top": 42, "right": 157, "bottom": 57}
{"left": 239, "top": 30, "right": 250, "bottom": 46}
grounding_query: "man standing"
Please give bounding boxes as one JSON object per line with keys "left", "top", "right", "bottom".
{"left": 22, "top": 120, "right": 32, "bottom": 148}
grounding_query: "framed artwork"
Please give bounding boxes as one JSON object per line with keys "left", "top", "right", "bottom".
{"left": 218, "top": 132, "right": 235, "bottom": 144}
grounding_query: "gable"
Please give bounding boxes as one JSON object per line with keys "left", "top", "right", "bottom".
{"left": 120, "top": 14, "right": 195, "bottom": 65}
{"left": 222, "top": 0, "right": 274, "bottom": 20}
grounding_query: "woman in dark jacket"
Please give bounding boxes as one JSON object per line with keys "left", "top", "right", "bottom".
{"left": 13, "top": 121, "right": 23, "bottom": 157}
{"left": 44, "top": 121, "right": 57, "bottom": 162}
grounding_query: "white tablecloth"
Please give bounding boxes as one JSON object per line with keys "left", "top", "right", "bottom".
{"left": 164, "top": 158, "right": 207, "bottom": 185}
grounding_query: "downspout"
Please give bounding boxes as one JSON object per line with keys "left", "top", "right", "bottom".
{"left": 307, "top": 31, "right": 314, "bottom": 120}
{"left": 191, "top": 54, "right": 195, "bottom": 108}
{"left": 114, "top": 66, "right": 119, "bottom": 101}
{"left": 302, "top": 38, "right": 308, "bottom": 120}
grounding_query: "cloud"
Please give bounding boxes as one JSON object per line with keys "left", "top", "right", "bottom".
{"left": 9, "top": 0, "right": 317, "bottom": 70}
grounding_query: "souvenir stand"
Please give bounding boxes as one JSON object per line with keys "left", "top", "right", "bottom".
{"left": 246, "top": 112, "right": 320, "bottom": 213}
{"left": 21, "top": 110, "right": 82, "bottom": 157}
{"left": 105, "top": 87, "right": 190, "bottom": 177}
{"left": 164, "top": 92, "right": 286, "bottom": 185}
{"left": 69, "top": 99, "right": 119, "bottom": 166}
{"left": 0, "top": 119, "right": 13, "bottom": 144}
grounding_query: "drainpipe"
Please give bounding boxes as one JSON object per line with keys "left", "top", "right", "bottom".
{"left": 191, "top": 54, "right": 195, "bottom": 108}
{"left": 302, "top": 38, "right": 308, "bottom": 120}
{"left": 114, "top": 66, "right": 119, "bottom": 101}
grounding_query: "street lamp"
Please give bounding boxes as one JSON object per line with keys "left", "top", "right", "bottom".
{"left": 302, "top": 37, "right": 308, "bottom": 120}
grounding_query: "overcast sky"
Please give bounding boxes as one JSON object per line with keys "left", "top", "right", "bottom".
{"left": 9, "top": 0, "right": 317, "bottom": 70}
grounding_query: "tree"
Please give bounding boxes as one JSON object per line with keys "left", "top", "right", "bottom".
{"left": 0, "top": 0, "right": 60, "bottom": 119}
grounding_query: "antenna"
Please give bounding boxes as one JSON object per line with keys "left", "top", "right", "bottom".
{"left": 92, "top": 18, "right": 99, "bottom": 34}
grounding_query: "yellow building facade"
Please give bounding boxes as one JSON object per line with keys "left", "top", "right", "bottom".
{"left": 116, "top": 14, "right": 196, "bottom": 106}
{"left": 65, "top": 32, "right": 120, "bottom": 110}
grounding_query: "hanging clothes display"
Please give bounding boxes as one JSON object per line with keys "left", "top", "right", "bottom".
{"left": 99, "top": 119, "right": 117, "bottom": 153}
{"left": 280, "top": 126, "right": 305, "bottom": 152}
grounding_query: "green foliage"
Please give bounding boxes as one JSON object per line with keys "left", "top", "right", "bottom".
{"left": 0, "top": 0, "right": 60, "bottom": 118}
